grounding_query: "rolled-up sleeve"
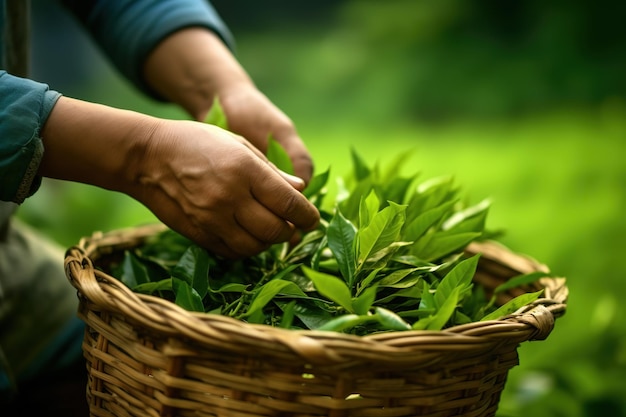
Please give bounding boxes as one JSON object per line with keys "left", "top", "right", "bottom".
{"left": 0, "top": 71, "right": 62, "bottom": 203}
{"left": 60, "top": 0, "right": 235, "bottom": 99}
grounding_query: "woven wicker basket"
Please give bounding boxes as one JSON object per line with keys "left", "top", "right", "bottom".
{"left": 64, "top": 223, "right": 567, "bottom": 417}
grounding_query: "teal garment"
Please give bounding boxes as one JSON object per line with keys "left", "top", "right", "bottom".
{"left": 0, "top": 0, "right": 234, "bottom": 396}
{"left": 0, "top": 71, "right": 61, "bottom": 203}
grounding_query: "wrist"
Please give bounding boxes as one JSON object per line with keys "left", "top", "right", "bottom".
{"left": 143, "top": 27, "right": 253, "bottom": 121}
{"left": 39, "top": 96, "right": 159, "bottom": 195}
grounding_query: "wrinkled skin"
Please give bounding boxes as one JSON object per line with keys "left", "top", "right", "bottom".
{"left": 134, "top": 118, "right": 319, "bottom": 258}
{"left": 39, "top": 97, "right": 320, "bottom": 259}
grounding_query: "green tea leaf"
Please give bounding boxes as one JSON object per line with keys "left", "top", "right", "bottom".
{"left": 403, "top": 200, "right": 456, "bottom": 242}
{"left": 377, "top": 268, "right": 422, "bottom": 288}
{"left": 494, "top": 271, "right": 551, "bottom": 294}
{"left": 272, "top": 263, "right": 302, "bottom": 282}
{"left": 359, "top": 190, "right": 380, "bottom": 229}
{"left": 188, "top": 246, "right": 210, "bottom": 298}
{"left": 286, "top": 229, "right": 325, "bottom": 264}
{"left": 361, "top": 241, "right": 413, "bottom": 271}
{"left": 172, "top": 278, "right": 205, "bottom": 312}
{"left": 316, "top": 314, "right": 372, "bottom": 332}
{"left": 375, "top": 307, "right": 411, "bottom": 331}
{"left": 350, "top": 147, "right": 371, "bottom": 181}
{"left": 203, "top": 96, "right": 228, "bottom": 129}
{"left": 463, "top": 285, "right": 490, "bottom": 321}
{"left": 318, "top": 258, "right": 340, "bottom": 273}
{"left": 419, "top": 281, "right": 435, "bottom": 310}
{"left": 376, "top": 284, "right": 422, "bottom": 305}
{"left": 171, "top": 246, "right": 210, "bottom": 298}
{"left": 327, "top": 209, "right": 357, "bottom": 285}
{"left": 441, "top": 198, "right": 491, "bottom": 234}
{"left": 379, "top": 275, "right": 421, "bottom": 289}
{"left": 303, "top": 167, "right": 330, "bottom": 199}
{"left": 139, "top": 231, "right": 194, "bottom": 272}
{"left": 303, "top": 266, "right": 354, "bottom": 313}
{"left": 245, "top": 280, "right": 306, "bottom": 317}
{"left": 339, "top": 178, "right": 374, "bottom": 222}
{"left": 357, "top": 268, "right": 382, "bottom": 293}
{"left": 480, "top": 290, "right": 544, "bottom": 321}
{"left": 287, "top": 300, "right": 334, "bottom": 330}
{"left": 410, "top": 175, "right": 457, "bottom": 215}
{"left": 382, "top": 176, "right": 417, "bottom": 207}
{"left": 452, "top": 310, "right": 473, "bottom": 325}
{"left": 133, "top": 278, "right": 173, "bottom": 294}
{"left": 434, "top": 254, "right": 479, "bottom": 309}
{"left": 119, "top": 251, "right": 151, "bottom": 288}
{"left": 210, "top": 283, "right": 249, "bottom": 293}
{"left": 267, "top": 136, "right": 295, "bottom": 175}
{"left": 352, "top": 284, "right": 378, "bottom": 315}
{"left": 279, "top": 300, "right": 297, "bottom": 329}
{"left": 413, "top": 286, "right": 461, "bottom": 330}
{"left": 357, "top": 201, "right": 406, "bottom": 267}
{"left": 417, "top": 232, "right": 481, "bottom": 262}
{"left": 310, "top": 234, "right": 328, "bottom": 271}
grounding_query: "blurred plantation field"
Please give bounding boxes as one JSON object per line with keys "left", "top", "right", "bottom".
{"left": 18, "top": 1, "right": 626, "bottom": 416}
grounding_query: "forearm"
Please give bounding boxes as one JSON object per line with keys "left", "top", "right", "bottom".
{"left": 38, "top": 96, "right": 156, "bottom": 195}
{"left": 60, "top": 0, "right": 235, "bottom": 99}
{"left": 143, "top": 27, "right": 253, "bottom": 121}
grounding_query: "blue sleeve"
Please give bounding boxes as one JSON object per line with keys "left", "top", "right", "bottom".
{"left": 0, "top": 71, "right": 62, "bottom": 203}
{"left": 60, "top": 0, "right": 235, "bottom": 100}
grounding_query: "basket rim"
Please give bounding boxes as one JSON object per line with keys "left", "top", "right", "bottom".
{"left": 64, "top": 223, "right": 568, "bottom": 365}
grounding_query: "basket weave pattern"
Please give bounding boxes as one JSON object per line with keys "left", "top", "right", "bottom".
{"left": 65, "top": 224, "right": 567, "bottom": 417}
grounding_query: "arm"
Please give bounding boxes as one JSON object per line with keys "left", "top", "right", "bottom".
{"left": 60, "top": 0, "right": 314, "bottom": 183}
{"left": 37, "top": 95, "right": 319, "bottom": 259}
{"left": 142, "top": 28, "right": 314, "bottom": 183}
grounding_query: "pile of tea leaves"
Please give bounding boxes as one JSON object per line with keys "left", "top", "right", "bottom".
{"left": 110, "top": 100, "right": 545, "bottom": 334}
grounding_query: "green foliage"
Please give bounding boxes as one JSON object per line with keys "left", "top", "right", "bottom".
{"left": 109, "top": 133, "right": 545, "bottom": 334}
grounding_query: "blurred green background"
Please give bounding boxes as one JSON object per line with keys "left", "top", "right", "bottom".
{"left": 18, "top": 1, "right": 626, "bottom": 416}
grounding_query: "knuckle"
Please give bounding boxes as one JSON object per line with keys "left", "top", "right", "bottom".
{"left": 279, "top": 191, "right": 300, "bottom": 216}
{"left": 229, "top": 234, "right": 270, "bottom": 258}
{"left": 261, "top": 222, "right": 292, "bottom": 244}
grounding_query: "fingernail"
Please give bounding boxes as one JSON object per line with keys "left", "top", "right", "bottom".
{"left": 279, "top": 170, "right": 305, "bottom": 185}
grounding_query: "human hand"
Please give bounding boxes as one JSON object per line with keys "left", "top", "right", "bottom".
{"left": 143, "top": 28, "right": 314, "bottom": 184}
{"left": 39, "top": 97, "right": 319, "bottom": 259}
{"left": 211, "top": 84, "right": 313, "bottom": 184}
{"left": 132, "top": 119, "right": 319, "bottom": 258}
